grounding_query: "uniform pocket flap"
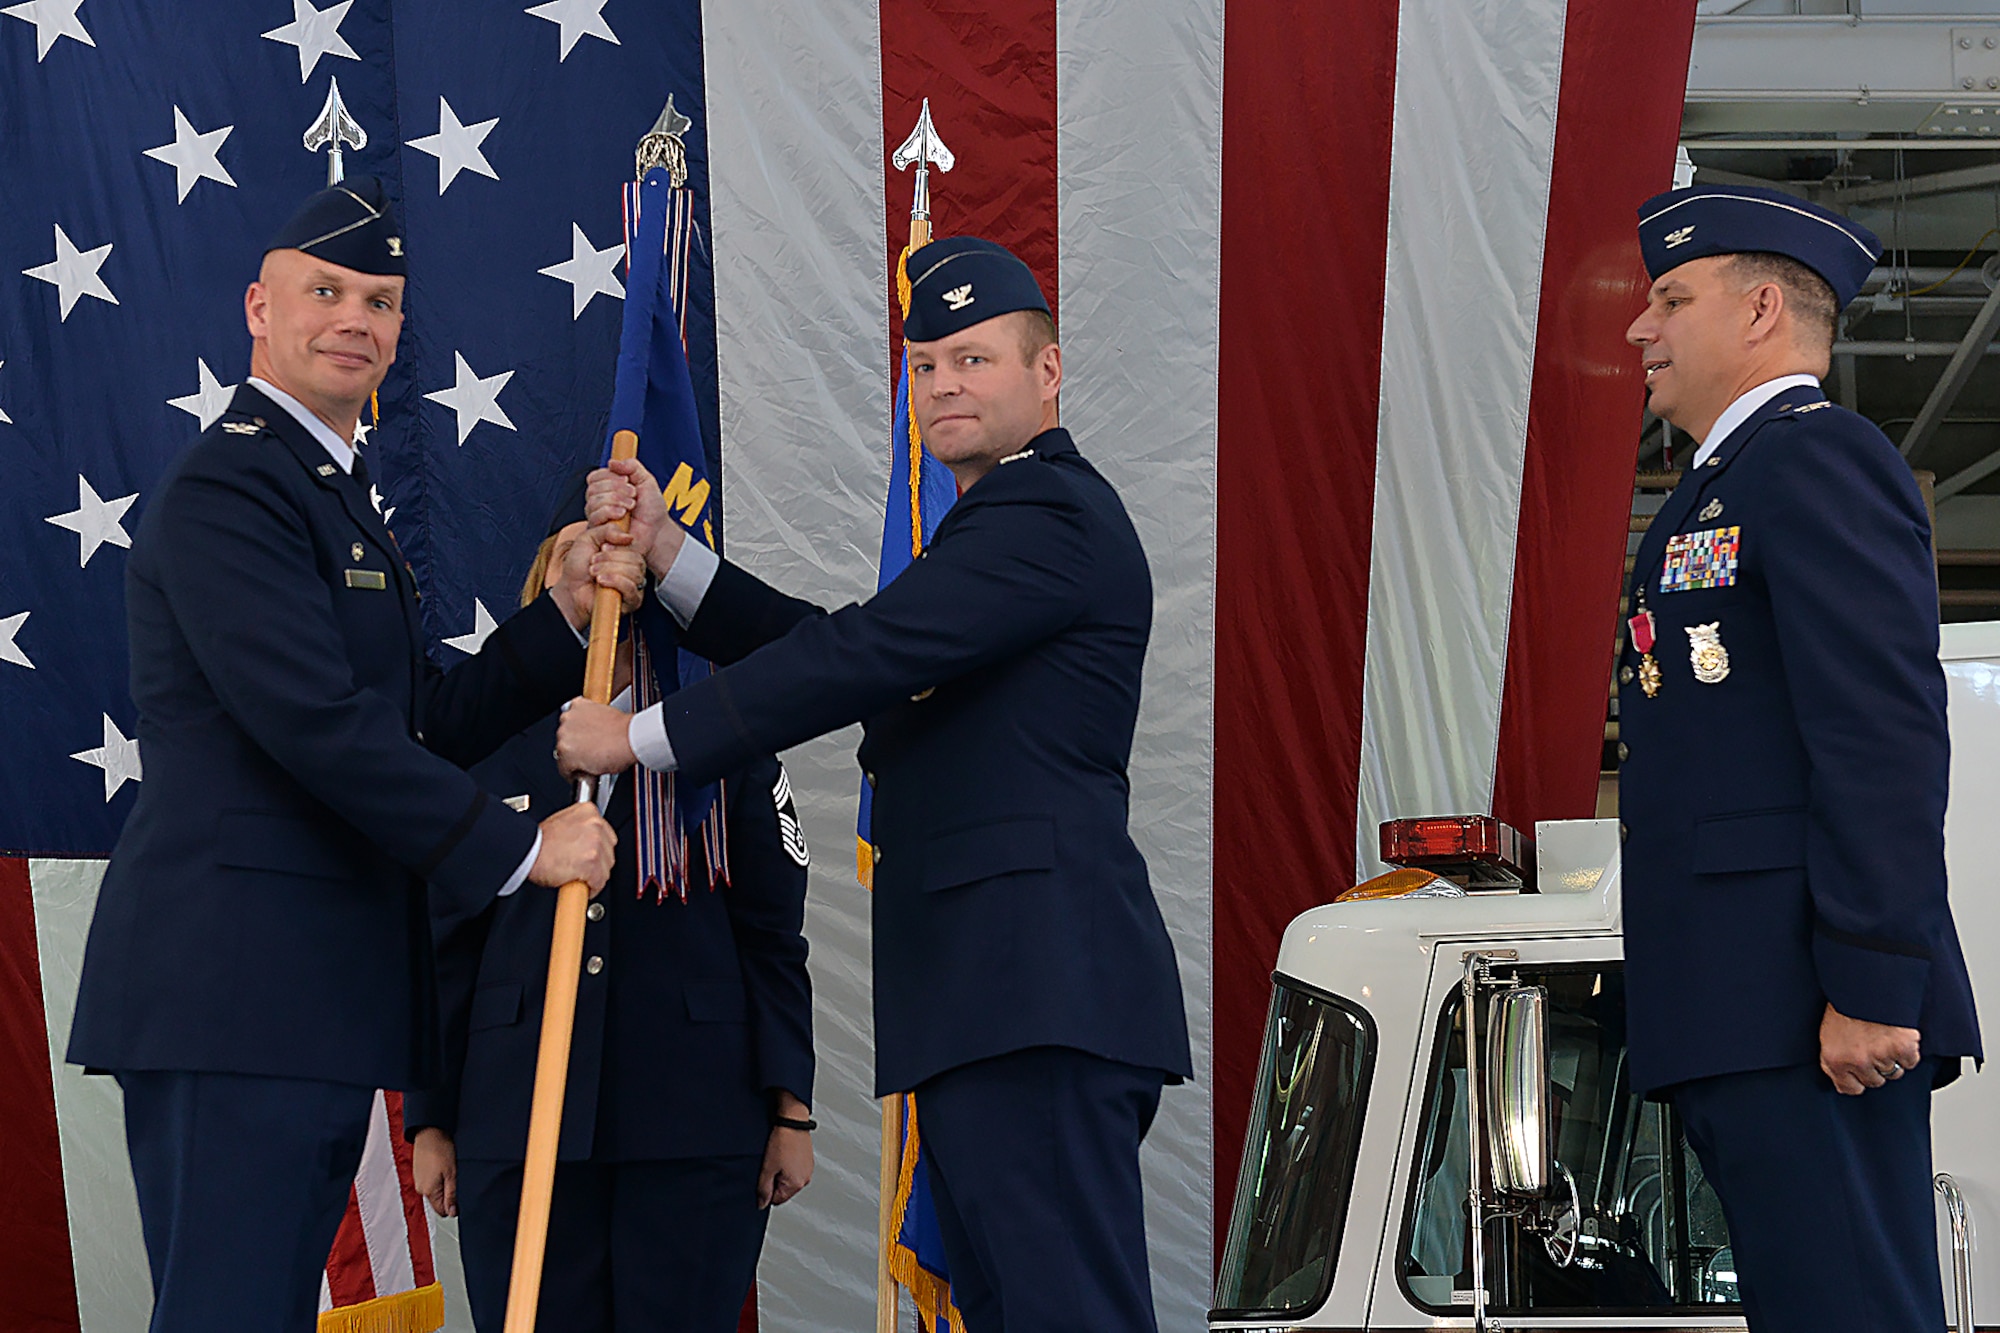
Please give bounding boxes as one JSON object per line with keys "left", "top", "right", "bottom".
{"left": 1692, "top": 807, "right": 1807, "bottom": 874}
{"left": 921, "top": 816, "right": 1057, "bottom": 893}
{"left": 214, "top": 810, "right": 359, "bottom": 880}
{"left": 684, "top": 979, "right": 747, "bottom": 1024}
{"left": 468, "top": 982, "right": 523, "bottom": 1031}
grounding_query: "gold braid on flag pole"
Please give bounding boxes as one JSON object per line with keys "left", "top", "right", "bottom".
{"left": 898, "top": 245, "right": 925, "bottom": 563}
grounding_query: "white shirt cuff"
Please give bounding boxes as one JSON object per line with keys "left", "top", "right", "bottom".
{"left": 499, "top": 832, "right": 540, "bottom": 897}
{"left": 654, "top": 538, "right": 718, "bottom": 627}
{"left": 628, "top": 702, "right": 678, "bottom": 772}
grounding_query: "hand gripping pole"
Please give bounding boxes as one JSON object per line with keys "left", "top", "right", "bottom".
{"left": 502, "top": 428, "right": 640, "bottom": 1333}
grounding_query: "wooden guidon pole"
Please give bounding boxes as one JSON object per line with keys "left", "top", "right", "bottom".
{"left": 502, "top": 428, "right": 641, "bottom": 1333}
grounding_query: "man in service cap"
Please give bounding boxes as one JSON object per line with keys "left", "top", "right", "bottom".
{"left": 557, "top": 235, "right": 1193, "bottom": 1331}
{"left": 66, "top": 178, "right": 632, "bottom": 1332}
{"left": 1618, "top": 184, "right": 1982, "bottom": 1329}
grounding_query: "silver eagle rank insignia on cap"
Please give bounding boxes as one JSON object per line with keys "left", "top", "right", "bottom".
{"left": 942, "top": 284, "right": 974, "bottom": 311}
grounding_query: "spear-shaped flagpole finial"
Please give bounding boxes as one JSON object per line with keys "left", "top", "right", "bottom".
{"left": 892, "top": 98, "right": 954, "bottom": 242}
{"left": 302, "top": 76, "right": 367, "bottom": 186}
{"left": 636, "top": 94, "right": 693, "bottom": 188}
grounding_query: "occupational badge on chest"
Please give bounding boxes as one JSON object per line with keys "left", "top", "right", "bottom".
{"left": 1686, "top": 622, "right": 1730, "bottom": 684}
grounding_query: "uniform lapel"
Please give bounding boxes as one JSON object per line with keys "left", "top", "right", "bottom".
{"left": 1633, "top": 384, "right": 1825, "bottom": 595}
{"left": 236, "top": 385, "right": 404, "bottom": 572}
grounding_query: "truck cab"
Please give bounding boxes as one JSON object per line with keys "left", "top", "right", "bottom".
{"left": 1210, "top": 623, "right": 2000, "bottom": 1332}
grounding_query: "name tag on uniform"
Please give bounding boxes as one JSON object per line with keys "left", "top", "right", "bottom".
{"left": 1660, "top": 526, "right": 1740, "bottom": 593}
{"left": 344, "top": 569, "right": 388, "bottom": 591}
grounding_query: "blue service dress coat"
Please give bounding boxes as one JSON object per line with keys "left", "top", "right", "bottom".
{"left": 652, "top": 427, "right": 1192, "bottom": 1096}
{"left": 404, "top": 713, "right": 813, "bottom": 1160}
{"left": 68, "top": 384, "right": 584, "bottom": 1093}
{"left": 1618, "top": 381, "right": 1982, "bottom": 1097}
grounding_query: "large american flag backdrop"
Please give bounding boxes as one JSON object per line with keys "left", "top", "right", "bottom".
{"left": 1, "top": 0, "right": 1697, "bottom": 1328}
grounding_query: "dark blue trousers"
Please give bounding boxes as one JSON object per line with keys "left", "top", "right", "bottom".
{"left": 914, "top": 1046, "right": 1165, "bottom": 1333}
{"left": 1673, "top": 1061, "right": 1946, "bottom": 1333}
{"left": 454, "top": 1155, "right": 767, "bottom": 1333}
{"left": 117, "top": 1069, "right": 376, "bottom": 1333}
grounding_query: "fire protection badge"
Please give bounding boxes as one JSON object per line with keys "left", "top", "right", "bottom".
{"left": 1660, "top": 525, "right": 1741, "bottom": 593}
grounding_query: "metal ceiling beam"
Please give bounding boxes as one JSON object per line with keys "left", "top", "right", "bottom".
{"left": 1933, "top": 446, "right": 2000, "bottom": 502}
{"left": 1688, "top": 15, "right": 2000, "bottom": 102}
{"left": 1901, "top": 278, "right": 2000, "bottom": 465}
{"left": 1825, "top": 161, "right": 2000, "bottom": 206}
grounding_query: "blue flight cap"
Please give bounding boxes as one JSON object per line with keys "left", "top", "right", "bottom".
{"left": 903, "top": 235, "right": 1050, "bottom": 342}
{"left": 265, "top": 175, "right": 406, "bottom": 277}
{"left": 1637, "top": 184, "right": 1881, "bottom": 308}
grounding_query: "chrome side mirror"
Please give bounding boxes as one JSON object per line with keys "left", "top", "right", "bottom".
{"left": 1484, "top": 985, "right": 1551, "bottom": 1197}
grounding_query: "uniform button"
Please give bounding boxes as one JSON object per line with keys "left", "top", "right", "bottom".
{"left": 585, "top": 955, "right": 604, "bottom": 975}
{"left": 1619, "top": 821, "right": 1628, "bottom": 843}
{"left": 1705, "top": 458, "right": 1720, "bottom": 467}
{"left": 873, "top": 847, "right": 884, "bottom": 867}
{"left": 586, "top": 902, "right": 605, "bottom": 922}
{"left": 1618, "top": 666, "right": 1634, "bottom": 686}
{"left": 415, "top": 730, "right": 425, "bottom": 744}
{"left": 865, "top": 771, "right": 876, "bottom": 786}
{"left": 1616, "top": 742, "right": 1629, "bottom": 762}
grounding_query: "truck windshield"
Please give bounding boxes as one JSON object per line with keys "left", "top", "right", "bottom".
{"left": 1401, "top": 965, "right": 1739, "bottom": 1313}
{"left": 1214, "top": 980, "right": 1374, "bottom": 1316}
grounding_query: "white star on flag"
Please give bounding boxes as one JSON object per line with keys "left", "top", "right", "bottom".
{"left": 71, "top": 713, "right": 141, "bottom": 801}
{"left": 168, "top": 358, "right": 237, "bottom": 430}
{"left": 368, "top": 483, "right": 395, "bottom": 526}
{"left": 424, "top": 352, "right": 516, "bottom": 445}
{"left": 143, "top": 106, "right": 236, "bottom": 203}
{"left": 0, "top": 360, "right": 11, "bottom": 425}
{"left": 261, "top": 0, "right": 357, "bottom": 82}
{"left": 539, "top": 223, "right": 624, "bottom": 319}
{"left": 2, "top": 0, "right": 94, "bottom": 61}
{"left": 23, "top": 223, "right": 117, "bottom": 321}
{"left": 0, "top": 611, "right": 32, "bottom": 670}
{"left": 442, "top": 599, "right": 500, "bottom": 656}
{"left": 525, "top": 0, "right": 617, "bottom": 60}
{"left": 408, "top": 97, "right": 499, "bottom": 195}
{"left": 46, "top": 474, "right": 137, "bottom": 567}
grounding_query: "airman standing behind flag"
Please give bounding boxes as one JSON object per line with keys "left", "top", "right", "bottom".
{"left": 558, "top": 235, "right": 1193, "bottom": 1332}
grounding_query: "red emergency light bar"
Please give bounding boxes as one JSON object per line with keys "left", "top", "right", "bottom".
{"left": 1379, "top": 814, "right": 1532, "bottom": 890}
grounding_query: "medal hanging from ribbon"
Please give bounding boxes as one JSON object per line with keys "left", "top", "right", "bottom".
{"left": 1628, "top": 597, "right": 1663, "bottom": 699}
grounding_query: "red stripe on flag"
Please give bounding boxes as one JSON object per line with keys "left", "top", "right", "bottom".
{"left": 879, "top": 0, "right": 1060, "bottom": 363}
{"left": 324, "top": 1182, "right": 378, "bottom": 1309}
{"left": 0, "top": 857, "right": 81, "bottom": 1332}
{"left": 1490, "top": 0, "right": 1698, "bottom": 831}
{"left": 1212, "top": 0, "right": 1402, "bottom": 1252}
{"left": 382, "top": 1093, "right": 436, "bottom": 1288}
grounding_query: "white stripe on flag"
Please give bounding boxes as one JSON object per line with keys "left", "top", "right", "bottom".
{"left": 1356, "top": 0, "right": 1572, "bottom": 873}
{"left": 353, "top": 1091, "right": 417, "bottom": 1299}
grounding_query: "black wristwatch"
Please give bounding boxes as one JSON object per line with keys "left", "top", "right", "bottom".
{"left": 772, "top": 1115, "right": 816, "bottom": 1132}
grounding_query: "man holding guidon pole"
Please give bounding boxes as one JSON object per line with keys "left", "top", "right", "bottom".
{"left": 559, "top": 234, "right": 1193, "bottom": 1332}
{"left": 64, "top": 178, "right": 630, "bottom": 1333}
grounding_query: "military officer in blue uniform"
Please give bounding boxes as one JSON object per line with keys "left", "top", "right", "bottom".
{"left": 405, "top": 495, "right": 816, "bottom": 1333}
{"left": 1619, "top": 184, "right": 1982, "bottom": 1331}
{"left": 65, "top": 179, "right": 628, "bottom": 1333}
{"left": 557, "top": 236, "right": 1193, "bottom": 1332}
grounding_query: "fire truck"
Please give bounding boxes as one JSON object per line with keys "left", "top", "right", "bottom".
{"left": 1210, "top": 622, "right": 2000, "bottom": 1332}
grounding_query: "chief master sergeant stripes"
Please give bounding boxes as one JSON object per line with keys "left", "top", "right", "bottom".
{"left": 64, "top": 178, "right": 626, "bottom": 1333}
{"left": 557, "top": 235, "right": 1193, "bottom": 1333}
{"left": 1618, "top": 183, "right": 1982, "bottom": 1333}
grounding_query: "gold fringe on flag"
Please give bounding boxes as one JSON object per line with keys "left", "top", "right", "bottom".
{"left": 886, "top": 1093, "right": 966, "bottom": 1333}
{"left": 317, "top": 1282, "right": 444, "bottom": 1333}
